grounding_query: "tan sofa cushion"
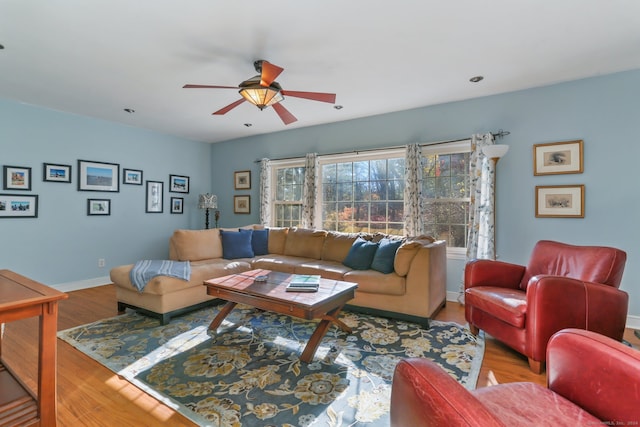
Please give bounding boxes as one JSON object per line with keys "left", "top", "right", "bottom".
{"left": 284, "top": 228, "right": 327, "bottom": 259}
{"left": 170, "top": 228, "right": 223, "bottom": 261}
{"left": 321, "top": 231, "right": 359, "bottom": 262}
{"left": 394, "top": 241, "right": 422, "bottom": 276}
{"left": 268, "top": 227, "right": 289, "bottom": 254}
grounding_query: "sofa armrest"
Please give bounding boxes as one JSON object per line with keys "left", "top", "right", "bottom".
{"left": 391, "top": 358, "right": 504, "bottom": 427}
{"left": 464, "top": 259, "right": 526, "bottom": 290}
{"left": 526, "top": 276, "right": 629, "bottom": 362}
{"left": 547, "top": 329, "right": 640, "bottom": 424}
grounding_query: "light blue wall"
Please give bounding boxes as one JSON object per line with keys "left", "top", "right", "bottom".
{"left": 212, "top": 69, "right": 640, "bottom": 319}
{"left": 0, "top": 99, "right": 212, "bottom": 286}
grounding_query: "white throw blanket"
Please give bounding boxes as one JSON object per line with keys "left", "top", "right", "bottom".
{"left": 129, "top": 260, "right": 191, "bottom": 292}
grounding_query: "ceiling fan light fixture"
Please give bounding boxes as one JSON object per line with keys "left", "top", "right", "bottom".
{"left": 239, "top": 77, "right": 284, "bottom": 110}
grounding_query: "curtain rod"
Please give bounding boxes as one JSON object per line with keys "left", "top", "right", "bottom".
{"left": 254, "top": 130, "right": 510, "bottom": 163}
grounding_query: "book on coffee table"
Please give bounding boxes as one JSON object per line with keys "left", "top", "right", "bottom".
{"left": 286, "top": 274, "right": 321, "bottom": 292}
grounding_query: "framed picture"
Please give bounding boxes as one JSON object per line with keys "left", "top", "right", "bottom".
{"left": 170, "top": 197, "right": 184, "bottom": 214}
{"left": 234, "top": 195, "right": 251, "bottom": 214}
{"left": 78, "top": 160, "right": 120, "bottom": 192}
{"left": 145, "top": 180, "right": 164, "bottom": 213}
{"left": 535, "top": 185, "right": 585, "bottom": 218}
{"left": 234, "top": 170, "right": 251, "bottom": 190}
{"left": 123, "top": 168, "right": 143, "bottom": 185}
{"left": 533, "top": 140, "right": 583, "bottom": 176}
{"left": 87, "top": 199, "right": 111, "bottom": 216}
{"left": 43, "top": 163, "right": 71, "bottom": 183}
{"left": 3, "top": 166, "right": 32, "bottom": 190}
{"left": 169, "top": 174, "right": 189, "bottom": 193}
{"left": 0, "top": 194, "right": 38, "bottom": 218}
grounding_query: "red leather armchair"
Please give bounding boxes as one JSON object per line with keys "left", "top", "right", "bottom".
{"left": 464, "top": 240, "right": 627, "bottom": 373}
{"left": 390, "top": 329, "right": 640, "bottom": 426}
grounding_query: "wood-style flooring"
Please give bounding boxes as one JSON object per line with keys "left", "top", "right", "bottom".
{"left": 2, "top": 285, "right": 638, "bottom": 426}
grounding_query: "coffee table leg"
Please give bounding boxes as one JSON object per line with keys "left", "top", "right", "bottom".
{"left": 300, "top": 305, "right": 348, "bottom": 363}
{"left": 208, "top": 301, "right": 237, "bottom": 331}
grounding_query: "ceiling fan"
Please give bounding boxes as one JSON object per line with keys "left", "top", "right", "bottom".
{"left": 183, "top": 60, "right": 337, "bottom": 125}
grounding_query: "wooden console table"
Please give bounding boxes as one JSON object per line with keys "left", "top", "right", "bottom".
{"left": 0, "top": 269, "right": 68, "bottom": 426}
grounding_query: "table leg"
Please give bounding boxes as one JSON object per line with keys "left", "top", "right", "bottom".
{"left": 208, "top": 301, "right": 237, "bottom": 331}
{"left": 300, "top": 305, "right": 348, "bottom": 363}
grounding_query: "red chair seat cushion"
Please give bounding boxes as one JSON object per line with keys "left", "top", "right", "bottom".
{"left": 473, "top": 382, "right": 601, "bottom": 426}
{"left": 465, "top": 287, "right": 527, "bottom": 328}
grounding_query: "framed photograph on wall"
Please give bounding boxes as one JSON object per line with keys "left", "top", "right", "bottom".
{"left": 170, "top": 197, "right": 184, "bottom": 214}
{"left": 169, "top": 174, "right": 189, "bottom": 193}
{"left": 123, "top": 168, "right": 143, "bottom": 185}
{"left": 234, "top": 195, "right": 250, "bottom": 214}
{"left": 3, "top": 166, "right": 32, "bottom": 190}
{"left": 234, "top": 170, "right": 251, "bottom": 190}
{"left": 78, "top": 160, "right": 120, "bottom": 192}
{"left": 87, "top": 199, "right": 111, "bottom": 216}
{"left": 533, "top": 140, "right": 583, "bottom": 176}
{"left": 43, "top": 163, "right": 71, "bottom": 183}
{"left": 0, "top": 194, "right": 38, "bottom": 218}
{"left": 535, "top": 185, "right": 584, "bottom": 218}
{"left": 145, "top": 180, "right": 164, "bottom": 213}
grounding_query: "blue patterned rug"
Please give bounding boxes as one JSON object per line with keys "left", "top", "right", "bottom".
{"left": 58, "top": 304, "right": 484, "bottom": 426}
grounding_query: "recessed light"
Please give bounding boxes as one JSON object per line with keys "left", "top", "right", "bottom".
{"left": 123, "top": 108, "right": 135, "bottom": 113}
{"left": 334, "top": 105, "right": 343, "bottom": 110}
{"left": 0, "top": 44, "right": 5, "bottom": 50}
{"left": 469, "top": 76, "right": 484, "bottom": 83}
{"left": 244, "top": 123, "right": 252, "bottom": 127}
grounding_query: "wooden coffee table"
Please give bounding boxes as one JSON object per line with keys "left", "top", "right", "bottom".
{"left": 204, "top": 269, "right": 357, "bottom": 362}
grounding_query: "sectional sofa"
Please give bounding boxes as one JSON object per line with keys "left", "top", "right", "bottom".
{"left": 110, "top": 226, "right": 447, "bottom": 326}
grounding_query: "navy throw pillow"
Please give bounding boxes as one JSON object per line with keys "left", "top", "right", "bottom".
{"left": 251, "top": 228, "right": 269, "bottom": 255}
{"left": 343, "top": 237, "right": 379, "bottom": 270}
{"left": 220, "top": 229, "right": 254, "bottom": 259}
{"left": 371, "top": 238, "right": 403, "bottom": 274}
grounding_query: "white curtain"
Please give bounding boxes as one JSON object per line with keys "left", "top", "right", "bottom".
{"left": 301, "top": 153, "right": 318, "bottom": 229}
{"left": 403, "top": 144, "right": 424, "bottom": 237}
{"left": 259, "top": 158, "right": 271, "bottom": 226}
{"left": 458, "top": 133, "right": 497, "bottom": 303}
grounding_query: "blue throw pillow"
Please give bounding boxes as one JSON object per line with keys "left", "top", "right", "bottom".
{"left": 371, "top": 238, "right": 403, "bottom": 274}
{"left": 343, "top": 237, "right": 379, "bottom": 270}
{"left": 220, "top": 229, "right": 254, "bottom": 259}
{"left": 251, "top": 228, "right": 269, "bottom": 255}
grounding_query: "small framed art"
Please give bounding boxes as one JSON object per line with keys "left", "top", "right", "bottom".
{"left": 234, "top": 170, "right": 251, "bottom": 190}
{"left": 3, "top": 166, "right": 32, "bottom": 190}
{"left": 169, "top": 175, "right": 189, "bottom": 193}
{"left": 535, "top": 185, "right": 585, "bottom": 218}
{"left": 43, "top": 163, "right": 71, "bottom": 183}
{"left": 78, "top": 160, "right": 120, "bottom": 192}
{"left": 123, "top": 168, "right": 143, "bottom": 185}
{"left": 170, "top": 197, "right": 184, "bottom": 214}
{"left": 146, "top": 180, "right": 164, "bottom": 213}
{"left": 533, "top": 140, "right": 583, "bottom": 176}
{"left": 0, "top": 194, "right": 38, "bottom": 218}
{"left": 234, "top": 195, "right": 250, "bottom": 214}
{"left": 87, "top": 199, "right": 111, "bottom": 216}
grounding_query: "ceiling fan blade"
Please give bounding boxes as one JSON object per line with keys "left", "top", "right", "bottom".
{"left": 281, "top": 90, "right": 336, "bottom": 104}
{"left": 212, "top": 98, "right": 246, "bottom": 115}
{"left": 260, "top": 61, "right": 284, "bottom": 87}
{"left": 272, "top": 102, "right": 297, "bottom": 125}
{"left": 183, "top": 84, "right": 239, "bottom": 89}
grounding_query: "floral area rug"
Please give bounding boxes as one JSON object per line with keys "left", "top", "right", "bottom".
{"left": 58, "top": 304, "right": 484, "bottom": 427}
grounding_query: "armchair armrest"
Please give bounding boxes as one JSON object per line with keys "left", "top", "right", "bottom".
{"left": 547, "top": 329, "right": 640, "bottom": 424}
{"left": 464, "top": 259, "right": 526, "bottom": 290}
{"left": 391, "top": 358, "right": 503, "bottom": 427}
{"left": 526, "top": 275, "right": 629, "bottom": 362}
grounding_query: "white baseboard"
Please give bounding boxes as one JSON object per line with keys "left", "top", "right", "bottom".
{"left": 445, "top": 291, "right": 639, "bottom": 330}
{"left": 53, "top": 276, "right": 111, "bottom": 293}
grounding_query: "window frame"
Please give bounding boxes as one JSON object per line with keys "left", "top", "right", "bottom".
{"left": 270, "top": 158, "right": 306, "bottom": 228}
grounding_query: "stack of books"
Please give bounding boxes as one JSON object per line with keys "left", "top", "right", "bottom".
{"left": 286, "top": 274, "right": 321, "bottom": 292}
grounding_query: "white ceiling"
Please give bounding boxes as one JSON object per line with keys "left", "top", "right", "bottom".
{"left": 2, "top": 1, "right": 640, "bottom": 144}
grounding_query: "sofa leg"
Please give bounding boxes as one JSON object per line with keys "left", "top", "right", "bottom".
{"left": 160, "top": 313, "right": 171, "bottom": 325}
{"left": 117, "top": 302, "right": 126, "bottom": 314}
{"left": 469, "top": 324, "right": 479, "bottom": 335}
{"left": 528, "top": 358, "right": 545, "bottom": 374}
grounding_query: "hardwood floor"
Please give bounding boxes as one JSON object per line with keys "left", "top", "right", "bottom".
{"left": 2, "top": 285, "right": 638, "bottom": 426}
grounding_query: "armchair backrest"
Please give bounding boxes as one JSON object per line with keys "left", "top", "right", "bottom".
{"left": 519, "top": 240, "right": 626, "bottom": 291}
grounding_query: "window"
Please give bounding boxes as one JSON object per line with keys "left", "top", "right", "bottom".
{"left": 319, "top": 150, "right": 405, "bottom": 235}
{"left": 421, "top": 140, "right": 471, "bottom": 251}
{"left": 271, "top": 160, "right": 305, "bottom": 228}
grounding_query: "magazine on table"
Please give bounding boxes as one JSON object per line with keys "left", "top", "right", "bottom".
{"left": 286, "top": 274, "right": 321, "bottom": 292}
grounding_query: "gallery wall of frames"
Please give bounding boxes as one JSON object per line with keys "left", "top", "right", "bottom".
{"left": 0, "top": 160, "right": 190, "bottom": 218}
